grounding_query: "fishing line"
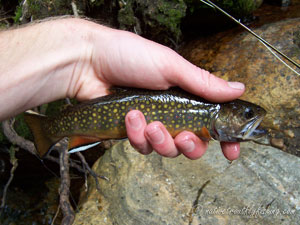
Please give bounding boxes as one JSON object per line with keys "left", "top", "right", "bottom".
{"left": 199, "top": 0, "right": 300, "bottom": 75}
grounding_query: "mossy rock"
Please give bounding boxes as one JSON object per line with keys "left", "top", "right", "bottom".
{"left": 118, "top": 0, "right": 186, "bottom": 46}
{"left": 19, "top": 0, "right": 87, "bottom": 21}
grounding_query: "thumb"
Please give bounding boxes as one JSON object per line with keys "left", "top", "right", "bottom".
{"left": 165, "top": 53, "right": 245, "bottom": 102}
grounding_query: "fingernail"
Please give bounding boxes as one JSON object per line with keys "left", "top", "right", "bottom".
{"left": 128, "top": 113, "right": 142, "bottom": 130}
{"left": 228, "top": 81, "right": 245, "bottom": 90}
{"left": 180, "top": 139, "right": 195, "bottom": 153}
{"left": 146, "top": 125, "right": 164, "bottom": 144}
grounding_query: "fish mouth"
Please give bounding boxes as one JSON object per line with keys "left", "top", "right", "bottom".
{"left": 241, "top": 116, "right": 265, "bottom": 140}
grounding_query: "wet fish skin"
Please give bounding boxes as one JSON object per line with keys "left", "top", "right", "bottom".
{"left": 24, "top": 87, "right": 266, "bottom": 157}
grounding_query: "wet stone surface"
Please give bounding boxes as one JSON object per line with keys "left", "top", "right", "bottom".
{"left": 74, "top": 140, "right": 300, "bottom": 225}
{"left": 181, "top": 17, "right": 300, "bottom": 157}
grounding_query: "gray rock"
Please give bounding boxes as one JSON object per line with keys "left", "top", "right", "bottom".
{"left": 74, "top": 140, "right": 300, "bottom": 225}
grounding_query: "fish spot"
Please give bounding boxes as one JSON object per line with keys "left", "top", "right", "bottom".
{"left": 140, "top": 104, "right": 145, "bottom": 109}
{"left": 163, "top": 104, "right": 168, "bottom": 109}
{"left": 152, "top": 105, "right": 156, "bottom": 109}
{"left": 104, "top": 106, "right": 108, "bottom": 110}
{"left": 92, "top": 113, "right": 97, "bottom": 117}
{"left": 113, "top": 109, "right": 118, "bottom": 113}
{"left": 74, "top": 117, "right": 78, "bottom": 122}
{"left": 83, "top": 111, "right": 88, "bottom": 114}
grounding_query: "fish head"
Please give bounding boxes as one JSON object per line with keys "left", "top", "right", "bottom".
{"left": 211, "top": 100, "right": 267, "bottom": 142}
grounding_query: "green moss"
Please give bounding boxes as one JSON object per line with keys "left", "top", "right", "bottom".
{"left": 27, "top": 0, "right": 73, "bottom": 19}
{"left": 13, "top": 5, "right": 22, "bottom": 23}
{"left": 0, "top": 122, "right": 8, "bottom": 143}
{"left": 118, "top": 0, "right": 186, "bottom": 44}
{"left": 45, "top": 99, "right": 78, "bottom": 117}
{"left": 118, "top": 3, "right": 137, "bottom": 27}
{"left": 14, "top": 114, "right": 33, "bottom": 140}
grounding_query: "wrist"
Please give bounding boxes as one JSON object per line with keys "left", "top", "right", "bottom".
{"left": 0, "top": 18, "right": 94, "bottom": 119}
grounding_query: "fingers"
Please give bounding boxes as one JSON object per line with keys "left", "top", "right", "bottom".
{"left": 144, "top": 122, "right": 180, "bottom": 157}
{"left": 126, "top": 111, "right": 241, "bottom": 160}
{"left": 126, "top": 111, "right": 179, "bottom": 157}
{"left": 170, "top": 59, "right": 245, "bottom": 102}
{"left": 125, "top": 110, "right": 152, "bottom": 155}
{"left": 125, "top": 111, "right": 209, "bottom": 159}
{"left": 174, "top": 131, "right": 208, "bottom": 159}
{"left": 220, "top": 142, "right": 240, "bottom": 161}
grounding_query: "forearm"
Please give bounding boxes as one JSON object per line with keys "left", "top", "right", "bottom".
{"left": 0, "top": 18, "right": 96, "bottom": 120}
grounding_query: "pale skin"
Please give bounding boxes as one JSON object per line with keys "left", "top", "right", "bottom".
{"left": 0, "top": 18, "right": 245, "bottom": 160}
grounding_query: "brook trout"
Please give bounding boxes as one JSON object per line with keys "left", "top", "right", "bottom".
{"left": 24, "top": 87, "right": 267, "bottom": 157}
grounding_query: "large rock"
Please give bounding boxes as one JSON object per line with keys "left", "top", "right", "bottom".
{"left": 74, "top": 140, "right": 300, "bottom": 224}
{"left": 181, "top": 18, "right": 300, "bottom": 156}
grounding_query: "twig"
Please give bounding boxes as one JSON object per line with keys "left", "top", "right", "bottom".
{"left": 51, "top": 204, "right": 60, "bottom": 225}
{"left": 76, "top": 152, "right": 108, "bottom": 192}
{"left": 1, "top": 119, "right": 85, "bottom": 173}
{"left": 0, "top": 146, "right": 18, "bottom": 210}
{"left": 59, "top": 148, "right": 75, "bottom": 225}
{"left": 2, "top": 119, "right": 36, "bottom": 155}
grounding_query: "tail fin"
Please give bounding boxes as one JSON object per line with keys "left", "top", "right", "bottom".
{"left": 24, "top": 111, "right": 57, "bottom": 158}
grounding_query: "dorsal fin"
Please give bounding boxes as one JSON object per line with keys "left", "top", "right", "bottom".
{"left": 108, "top": 86, "right": 131, "bottom": 94}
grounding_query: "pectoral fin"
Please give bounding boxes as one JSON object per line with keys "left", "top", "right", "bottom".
{"left": 68, "top": 136, "right": 102, "bottom": 153}
{"left": 198, "top": 127, "right": 212, "bottom": 141}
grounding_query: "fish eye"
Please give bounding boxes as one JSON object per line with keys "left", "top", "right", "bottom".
{"left": 244, "top": 108, "right": 254, "bottom": 119}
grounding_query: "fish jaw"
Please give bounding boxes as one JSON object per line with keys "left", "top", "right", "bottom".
{"left": 242, "top": 116, "right": 264, "bottom": 140}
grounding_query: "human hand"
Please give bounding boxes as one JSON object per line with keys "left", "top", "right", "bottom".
{"left": 69, "top": 19, "right": 244, "bottom": 161}
{"left": 0, "top": 18, "right": 244, "bottom": 160}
